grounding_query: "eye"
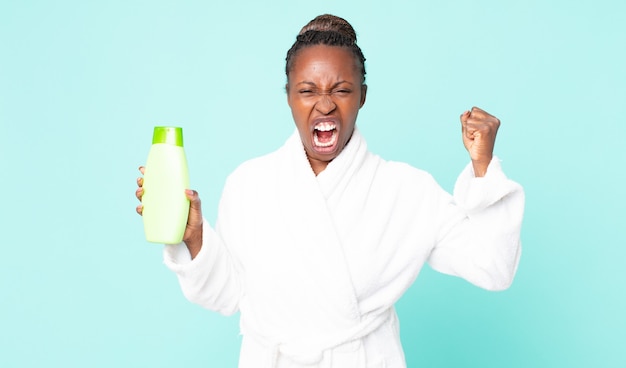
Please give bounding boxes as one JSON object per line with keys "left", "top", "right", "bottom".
{"left": 298, "top": 89, "right": 315, "bottom": 96}
{"left": 333, "top": 89, "right": 351, "bottom": 96}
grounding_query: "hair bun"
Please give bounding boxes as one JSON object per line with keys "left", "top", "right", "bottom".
{"left": 298, "top": 14, "right": 357, "bottom": 44}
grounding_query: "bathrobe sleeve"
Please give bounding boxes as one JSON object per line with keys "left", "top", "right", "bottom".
{"left": 162, "top": 221, "right": 242, "bottom": 315}
{"left": 162, "top": 178, "right": 244, "bottom": 315}
{"left": 427, "top": 157, "right": 525, "bottom": 291}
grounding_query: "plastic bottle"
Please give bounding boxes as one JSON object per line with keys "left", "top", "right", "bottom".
{"left": 142, "top": 126, "right": 190, "bottom": 244}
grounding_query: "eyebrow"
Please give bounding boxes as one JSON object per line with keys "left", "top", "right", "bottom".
{"left": 295, "top": 80, "right": 354, "bottom": 88}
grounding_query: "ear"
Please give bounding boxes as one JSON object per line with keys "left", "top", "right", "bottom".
{"left": 359, "top": 84, "right": 367, "bottom": 108}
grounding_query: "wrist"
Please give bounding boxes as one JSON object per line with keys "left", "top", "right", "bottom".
{"left": 471, "top": 156, "right": 492, "bottom": 177}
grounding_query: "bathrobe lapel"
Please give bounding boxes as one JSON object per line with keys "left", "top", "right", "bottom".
{"left": 277, "top": 130, "right": 366, "bottom": 326}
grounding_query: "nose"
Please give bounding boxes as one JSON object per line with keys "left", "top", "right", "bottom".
{"left": 314, "top": 93, "right": 336, "bottom": 115}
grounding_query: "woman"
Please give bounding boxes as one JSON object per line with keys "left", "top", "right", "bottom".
{"left": 135, "top": 14, "right": 524, "bottom": 368}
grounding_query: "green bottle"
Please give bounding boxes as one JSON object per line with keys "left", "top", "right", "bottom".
{"left": 142, "top": 126, "right": 190, "bottom": 244}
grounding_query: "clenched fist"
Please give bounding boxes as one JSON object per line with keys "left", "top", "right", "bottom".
{"left": 460, "top": 107, "right": 500, "bottom": 177}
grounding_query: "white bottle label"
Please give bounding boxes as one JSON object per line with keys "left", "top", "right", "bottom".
{"left": 142, "top": 143, "right": 190, "bottom": 244}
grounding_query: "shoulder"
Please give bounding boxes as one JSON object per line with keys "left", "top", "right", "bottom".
{"left": 224, "top": 147, "right": 283, "bottom": 189}
{"left": 378, "top": 158, "right": 439, "bottom": 188}
{"left": 363, "top": 155, "right": 452, "bottom": 215}
{"left": 375, "top": 157, "right": 452, "bottom": 208}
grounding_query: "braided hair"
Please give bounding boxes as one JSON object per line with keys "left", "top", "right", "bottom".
{"left": 285, "top": 14, "right": 367, "bottom": 83}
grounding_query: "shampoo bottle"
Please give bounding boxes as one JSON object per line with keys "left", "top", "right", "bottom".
{"left": 142, "top": 126, "right": 190, "bottom": 244}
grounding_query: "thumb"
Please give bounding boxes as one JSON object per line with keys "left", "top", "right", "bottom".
{"left": 460, "top": 110, "right": 470, "bottom": 134}
{"left": 185, "top": 189, "right": 203, "bottom": 226}
{"left": 460, "top": 109, "right": 471, "bottom": 122}
{"left": 185, "top": 189, "right": 201, "bottom": 207}
{"left": 460, "top": 110, "right": 474, "bottom": 144}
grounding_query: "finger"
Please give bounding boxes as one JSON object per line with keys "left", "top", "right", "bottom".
{"left": 460, "top": 110, "right": 470, "bottom": 136}
{"left": 469, "top": 107, "right": 500, "bottom": 127}
{"left": 136, "top": 187, "right": 143, "bottom": 201}
{"left": 460, "top": 110, "right": 471, "bottom": 124}
{"left": 136, "top": 176, "right": 143, "bottom": 187}
{"left": 136, "top": 204, "right": 143, "bottom": 216}
{"left": 466, "top": 116, "right": 500, "bottom": 136}
{"left": 184, "top": 189, "right": 203, "bottom": 228}
{"left": 464, "top": 120, "right": 479, "bottom": 139}
{"left": 185, "top": 189, "right": 203, "bottom": 213}
{"left": 185, "top": 189, "right": 196, "bottom": 200}
{"left": 138, "top": 166, "right": 145, "bottom": 175}
{"left": 470, "top": 129, "right": 482, "bottom": 140}
{"left": 465, "top": 128, "right": 477, "bottom": 141}
{"left": 469, "top": 106, "right": 489, "bottom": 119}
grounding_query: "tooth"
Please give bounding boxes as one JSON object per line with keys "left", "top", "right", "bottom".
{"left": 314, "top": 122, "right": 337, "bottom": 132}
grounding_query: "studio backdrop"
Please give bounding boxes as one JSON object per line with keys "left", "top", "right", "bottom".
{"left": 1, "top": 1, "right": 624, "bottom": 367}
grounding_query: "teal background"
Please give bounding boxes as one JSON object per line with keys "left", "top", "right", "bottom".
{"left": 1, "top": 0, "right": 624, "bottom": 367}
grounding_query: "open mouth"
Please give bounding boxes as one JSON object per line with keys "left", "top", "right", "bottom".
{"left": 313, "top": 121, "right": 337, "bottom": 149}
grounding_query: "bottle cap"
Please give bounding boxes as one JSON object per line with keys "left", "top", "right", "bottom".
{"left": 152, "top": 126, "right": 184, "bottom": 147}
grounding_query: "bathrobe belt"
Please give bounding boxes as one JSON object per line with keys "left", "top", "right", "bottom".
{"left": 241, "top": 307, "right": 394, "bottom": 368}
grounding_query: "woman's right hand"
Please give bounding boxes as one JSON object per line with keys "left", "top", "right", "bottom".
{"left": 136, "top": 166, "right": 204, "bottom": 259}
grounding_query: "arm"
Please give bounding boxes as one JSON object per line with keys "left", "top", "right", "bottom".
{"left": 427, "top": 107, "right": 524, "bottom": 290}
{"left": 136, "top": 167, "right": 242, "bottom": 315}
{"left": 428, "top": 157, "right": 524, "bottom": 290}
{"left": 163, "top": 217, "right": 242, "bottom": 316}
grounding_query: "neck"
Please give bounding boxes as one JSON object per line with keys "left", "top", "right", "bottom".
{"left": 307, "top": 156, "right": 330, "bottom": 176}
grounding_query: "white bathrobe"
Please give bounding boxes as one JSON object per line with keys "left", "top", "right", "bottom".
{"left": 163, "top": 128, "right": 524, "bottom": 368}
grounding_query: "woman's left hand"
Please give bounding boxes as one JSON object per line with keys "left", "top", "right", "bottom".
{"left": 460, "top": 107, "right": 500, "bottom": 177}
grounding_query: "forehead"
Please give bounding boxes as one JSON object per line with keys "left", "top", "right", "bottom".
{"left": 289, "top": 45, "right": 360, "bottom": 81}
